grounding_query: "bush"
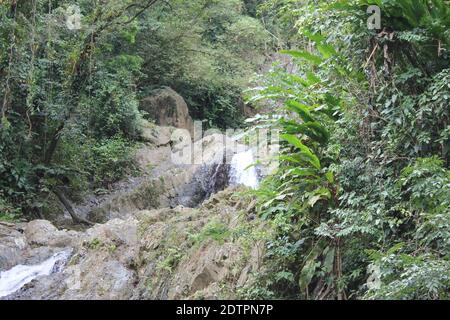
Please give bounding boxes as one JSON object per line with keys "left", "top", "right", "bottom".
{"left": 0, "top": 197, "right": 21, "bottom": 222}
{"left": 245, "top": 0, "right": 450, "bottom": 300}
{"left": 89, "top": 136, "right": 139, "bottom": 189}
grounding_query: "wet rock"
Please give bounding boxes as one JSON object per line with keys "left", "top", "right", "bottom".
{"left": 1, "top": 188, "right": 264, "bottom": 300}
{"left": 133, "top": 189, "right": 265, "bottom": 300}
{"left": 0, "top": 120, "right": 268, "bottom": 300}
{"left": 6, "top": 273, "right": 69, "bottom": 300}
{"left": 2, "top": 218, "right": 140, "bottom": 300}
{"left": 0, "top": 245, "right": 22, "bottom": 272}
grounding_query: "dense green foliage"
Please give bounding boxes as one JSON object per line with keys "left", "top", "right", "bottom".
{"left": 134, "top": 0, "right": 270, "bottom": 127}
{"left": 0, "top": 0, "right": 448, "bottom": 300}
{"left": 245, "top": 0, "right": 449, "bottom": 300}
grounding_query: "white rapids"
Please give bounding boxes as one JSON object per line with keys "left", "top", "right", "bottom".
{"left": 229, "top": 149, "right": 259, "bottom": 189}
{"left": 0, "top": 249, "right": 71, "bottom": 298}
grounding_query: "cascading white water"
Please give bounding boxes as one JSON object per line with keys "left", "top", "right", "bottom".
{"left": 0, "top": 249, "right": 71, "bottom": 298}
{"left": 229, "top": 149, "right": 259, "bottom": 189}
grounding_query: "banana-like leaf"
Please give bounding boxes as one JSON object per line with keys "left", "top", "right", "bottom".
{"left": 285, "top": 74, "right": 310, "bottom": 87}
{"left": 280, "top": 50, "right": 323, "bottom": 65}
{"left": 305, "top": 71, "right": 321, "bottom": 85}
{"left": 280, "top": 119, "right": 323, "bottom": 143}
{"left": 285, "top": 100, "right": 315, "bottom": 123}
{"left": 281, "top": 134, "right": 321, "bottom": 170}
{"left": 278, "top": 155, "right": 301, "bottom": 163}
{"left": 304, "top": 122, "right": 330, "bottom": 142}
{"left": 325, "top": 171, "right": 335, "bottom": 184}
{"left": 280, "top": 119, "right": 330, "bottom": 144}
{"left": 288, "top": 167, "right": 318, "bottom": 177}
{"left": 302, "top": 30, "right": 326, "bottom": 43}
{"left": 316, "top": 43, "right": 337, "bottom": 59}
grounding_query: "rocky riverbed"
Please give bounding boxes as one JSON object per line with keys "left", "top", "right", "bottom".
{"left": 0, "top": 187, "right": 265, "bottom": 300}
{"left": 0, "top": 128, "right": 269, "bottom": 299}
{"left": 0, "top": 88, "right": 277, "bottom": 300}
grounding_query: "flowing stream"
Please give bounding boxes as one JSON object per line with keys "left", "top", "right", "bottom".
{"left": 0, "top": 250, "right": 72, "bottom": 298}
{"left": 229, "top": 150, "right": 259, "bottom": 189}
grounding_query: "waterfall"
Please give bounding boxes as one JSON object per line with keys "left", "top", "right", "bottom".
{"left": 229, "top": 150, "right": 259, "bottom": 189}
{"left": 0, "top": 249, "right": 72, "bottom": 298}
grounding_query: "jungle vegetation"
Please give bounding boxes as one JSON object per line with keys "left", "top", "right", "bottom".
{"left": 1, "top": 0, "right": 449, "bottom": 300}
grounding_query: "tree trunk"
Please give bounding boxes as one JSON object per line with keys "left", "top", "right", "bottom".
{"left": 53, "top": 187, "right": 94, "bottom": 226}
{"left": 44, "top": 122, "right": 65, "bottom": 165}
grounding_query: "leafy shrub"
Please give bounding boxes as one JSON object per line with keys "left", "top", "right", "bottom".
{"left": 366, "top": 252, "right": 450, "bottom": 300}
{"left": 88, "top": 136, "right": 139, "bottom": 189}
{"left": 190, "top": 220, "right": 231, "bottom": 246}
{"left": 0, "top": 197, "right": 21, "bottom": 222}
{"left": 0, "top": 1, "right": 147, "bottom": 220}
{"left": 245, "top": 0, "right": 449, "bottom": 300}
{"left": 83, "top": 55, "right": 144, "bottom": 140}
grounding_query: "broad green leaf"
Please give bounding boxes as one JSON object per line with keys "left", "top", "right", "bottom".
{"left": 302, "top": 30, "right": 326, "bottom": 43}
{"left": 299, "top": 259, "right": 320, "bottom": 291}
{"left": 281, "top": 134, "right": 321, "bottom": 169}
{"left": 286, "top": 74, "right": 310, "bottom": 87}
{"left": 314, "top": 187, "right": 332, "bottom": 199}
{"left": 289, "top": 168, "right": 318, "bottom": 177}
{"left": 279, "top": 155, "right": 301, "bottom": 163}
{"left": 280, "top": 50, "right": 323, "bottom": 65}
{"left": 305, "top": 71, "right": 321, "bottom": 85}
{"left": 325, "top": 171, "right": 335, "bottom": 183}
{"left": 304, "top": 122, "right": 330, "bottom": 142}
{"left": 285, "top": 100, "right": 315, "bottom": 123}
{"left": 280, "top": 119, "right": 325, "bottom": 143}
{"left": 316, "top": 43, "right": 337, "bottom": 59}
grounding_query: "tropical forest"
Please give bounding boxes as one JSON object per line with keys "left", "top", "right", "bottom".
{"left": 0, "top": 0, "right": 449, "bottom": 301}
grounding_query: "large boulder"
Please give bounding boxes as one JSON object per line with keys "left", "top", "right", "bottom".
{"left": 0, "top": 223, "right": 27, "bottom": 271}
{"left": 140, "top": 87, "right": 194, "bottom": 135}
{"left": 24, "top": 220, "right": 79, "bottom": 248}
{"left": 139, "top": 120, "right": 174, "bottom": 147}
